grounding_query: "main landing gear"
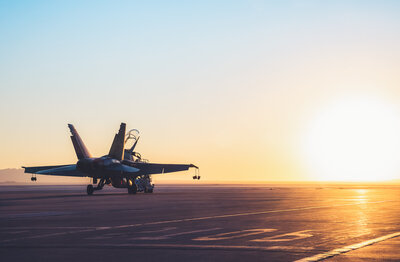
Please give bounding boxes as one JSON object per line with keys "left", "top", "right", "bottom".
{"left": 87, "top": 178, "right": 106, "bottom": 195}
{"left": 144, "top": 187, "right": 153, "bottom": 193}
{"left": 87, "top": 184, "right": 94, "bottom": 195}
{"left": 128, "top": 183, "right": 137, "bottom": 194}
{"left": 133, "top": 175, "right": 154, "bottom": 194}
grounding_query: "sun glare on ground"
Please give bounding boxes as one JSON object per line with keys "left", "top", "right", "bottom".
{"left": 302, "top": 95, "right": 400, "bottom": 182}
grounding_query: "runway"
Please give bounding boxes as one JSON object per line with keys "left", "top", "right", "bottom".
{"left": 1, "top": 185, "right": 400, "bottom": 261}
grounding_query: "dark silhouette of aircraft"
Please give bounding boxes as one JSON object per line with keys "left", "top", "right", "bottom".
{"left": 23, "top": 123, "right": 199, "bottom": 195}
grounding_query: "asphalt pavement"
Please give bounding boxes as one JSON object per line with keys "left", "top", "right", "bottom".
{"left": 1, "top": 185, "right": 400, "bottom": 261}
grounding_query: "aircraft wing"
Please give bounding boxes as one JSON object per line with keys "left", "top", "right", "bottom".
{"left": 23, "top": 164, "right": 86, "bottom": 177}
{"left": 132, "top": 163, "right": 198, "bottom": 175}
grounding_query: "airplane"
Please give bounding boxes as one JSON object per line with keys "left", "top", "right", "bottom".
{"left": 23, "top": 123, "right": 199, "bottom": 195}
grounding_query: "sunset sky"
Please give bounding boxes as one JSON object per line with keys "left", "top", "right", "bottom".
{"left": 1, "top": 1, "right": 400, "bottom": 183}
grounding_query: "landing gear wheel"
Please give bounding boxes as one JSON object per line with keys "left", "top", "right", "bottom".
{"left": 87, "top": 184, "right": 94, "bottom": 195}
{"left": 144, "top": 188, "right": 153, "bottom": 193}
{"left": 128, "top": 185, "right": 137, "bottom": 194}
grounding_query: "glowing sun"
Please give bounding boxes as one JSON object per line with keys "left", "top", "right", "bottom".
{"left": 303, "top": 95, "right": 400, "bottom": 182}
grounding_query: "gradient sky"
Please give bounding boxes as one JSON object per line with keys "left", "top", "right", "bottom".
{"left": 1, "top": 1, "right": 400, "bottom": 182}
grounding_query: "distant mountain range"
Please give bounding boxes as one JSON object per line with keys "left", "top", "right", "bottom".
{"left": 0, "top": 168, "right": 87, "bottom": 185}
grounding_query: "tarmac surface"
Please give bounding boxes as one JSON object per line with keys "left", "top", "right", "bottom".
{"left": 1, "top": 184, "right": 400, "bottom": 261}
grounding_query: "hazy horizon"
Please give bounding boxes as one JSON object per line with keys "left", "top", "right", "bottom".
{"left": 3, "top": 168, "right": 400, "bottom": 186}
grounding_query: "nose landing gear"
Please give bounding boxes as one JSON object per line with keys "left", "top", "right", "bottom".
{"left": 31, "top": 175, "right": 37, "bottom": 182}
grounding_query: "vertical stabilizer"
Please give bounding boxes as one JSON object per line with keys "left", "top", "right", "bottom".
{"left": 68, "top": 124, "right": 91, "bottom": 160}
{"left": 108, "top": 123, "right": 126, "bottom": 160}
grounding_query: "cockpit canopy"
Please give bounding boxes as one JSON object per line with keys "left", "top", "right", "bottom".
{"left": 124, "top": 129, "right": 147, "bottom": 162}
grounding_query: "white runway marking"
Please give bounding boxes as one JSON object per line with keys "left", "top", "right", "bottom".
{"left": 194, "top": 229, "right": 276, "bottom": 241}
{"left": 294, "top": 231, "right": 400, "bottom": 262}
{"left": 12, "top": 242, "right": 314, "bottom": 252}
{"left": 7, "top": 231, "right": 29, "bottom": 234}
{"left": 116, "top": 243, "right": 314, "bottom": 252}
{"left": 0, "top": 200, "right": 389, "bottom": 243}
{"left": 113, "top": 243, "right": 314, "bottom": 252}
{"left": 252, "top": 230, "right": 313, "bottom": 242}
{"left": 133, "top": 228, "right": 221, "bottom": 240}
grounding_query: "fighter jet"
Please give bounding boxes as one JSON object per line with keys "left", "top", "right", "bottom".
{"left": 23, "top": 123, "right": 199, "bottom": 195}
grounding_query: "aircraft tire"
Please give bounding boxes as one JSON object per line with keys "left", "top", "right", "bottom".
{"left": 87, "top": 185, "right": 94, "bottom": 195}
{"left": 144, "top": 188, "right": 153, "bottom": 193}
